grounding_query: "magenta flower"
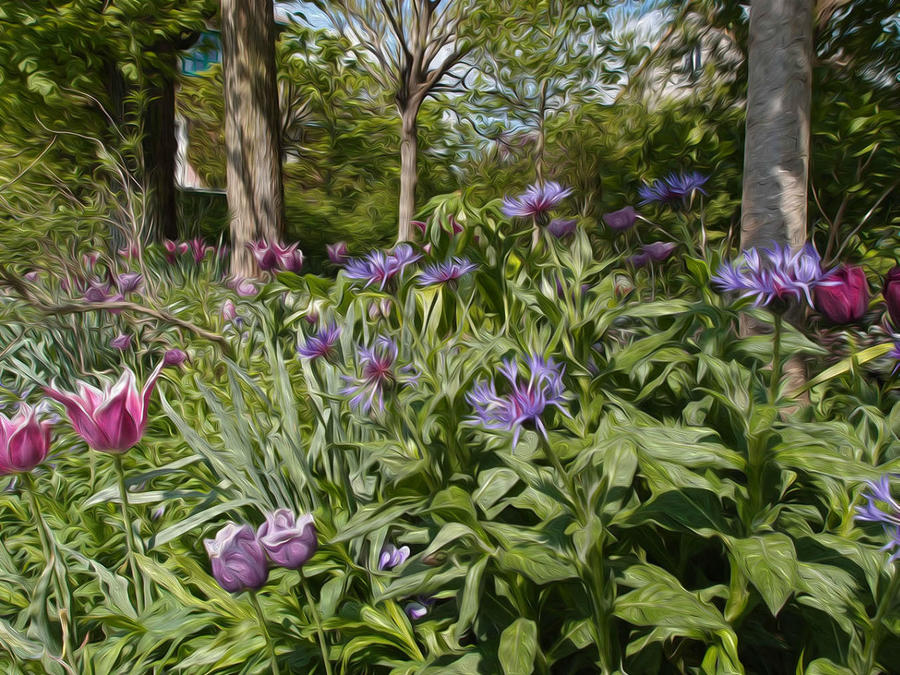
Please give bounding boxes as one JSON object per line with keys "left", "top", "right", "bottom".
{"left": 712, "top": 244, "right": 835, "bottom": 309}
{"left": 188, "top": 238, "right": 214, "bottom": 264}
{"left": 0, "top": 404, "right": 52, "bottom": 474}
{"left": 882, "top": 268, "right": 900, "bottom": 328}
{"left": 629, "top": 242, "right": 678, "bottom": 267}
{"left": 466, "top": 354, "right": 572, "bottom": 445}
{"left": 110, "top": 333, "right": 132, "bottom": 351}
{"left": 118, "top": 243, "right": 141, "bottom": 259}
{"left": 378, "top": 543, "right": 410, "bottom": 571}
{"left": 248, "top": 240, "right": 280, "bottom": 271}
{"left": 418, "top": 258, "right": 476, "bottom": 287}
{"left": 204, "top": 522, "right": 269, "bottom": 592}
{"left": 257, "top": 509, "right": 318, "bottom": 569}
{"left": 602, "top": 206, "right": 638, "bottom": 232}
{"left": 222, "top": 299, "right": 238, "bottom": 323}
{"left": 44, "top": 358, "right": 174, "bottom": 453}
{"left": 814, "top": 264, "right": 869, "bottom": 324}
{"left": 501, "top": 182, "right": 573, "bottom": 219}
{"left": 228, "top": 277, "right": 259, "bottom": 297}
{"left": 327, "top": 241, "right": 349, "bottom": 265}
{"left": 297, "top": 322, "right": 341, "bottom": 360}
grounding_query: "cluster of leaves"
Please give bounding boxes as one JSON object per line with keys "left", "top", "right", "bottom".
{"left": 1, "top": 183, "right": 898, "bottom": 673}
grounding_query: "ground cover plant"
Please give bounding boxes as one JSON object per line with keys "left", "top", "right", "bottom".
{"left": 0, "top": 173, "right": 898, "bottom": 674}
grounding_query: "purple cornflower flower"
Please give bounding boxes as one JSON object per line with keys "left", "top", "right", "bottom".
{"left": 501, "top": 182, "right": 573, "bottom": 219}
{"left": 547, "top": 218, "right": 577, "bottom": 238}
{"left": 297, "top": 322, "right": 341, "bottom": 360}
{"left": 116, "top": 272, "right": 143, "bottom": 294}
{"left": 639, "top": 172, "right": 708, "bottom": 206}
{"left": 342, "top": 337, "right": 416, "bottom": 415}
{"left": 466, "top": 353, "right": 572, "bottom": 445}
{"left": 855, "top": 475, "right": 900, "bottom": 561}
{"left": 712, "top": 244, "right": 835, "bottom": 309}
{"left": 378, "top": 543, "right": 410, "bottom": 571}
{"left": 418, "top": 258, "right": 476, "bottom": 287}
{"left": 602, "top": 206, "right": 638, "bottom": 232}
{"left": 343, "top": 244, "right": 422, "bottom": 291}
{"left": 327, "top": 241, "right": 349, "bottom": 265}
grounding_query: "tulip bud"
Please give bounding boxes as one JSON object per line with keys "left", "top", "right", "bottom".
{"left": 204, "top": 522, "right": 269, "bottom": 593}
{"left": 257, "top": 509, "right": 318, "bottom": 569}
{"left": 0, "top": 404, "right": 52, "bottom": 474}
{"left": 883, "top": 267, "right": 900, "bottom": 328}
{"left": 378, "top": 543, "right": 410, "bottom": 571}
{"left": 814, "top": 265, "right": 869, "bottom": 324}
{"left": 164, "top": 349, "right": 188, "bottom": 367}
{"left": 602, "top": 206, "right": 638, "bottom": 232}
{"left": 222, "top": 299, "right": 238, "bottom": 323}
{"left": 117, "top": 273, "right": 143, "bottom": 294}
{"left": 326, "top": 242, "right": 349, "bottom": 265}
{"left": 111, "top": 334, "right": 132, "bottom": 351}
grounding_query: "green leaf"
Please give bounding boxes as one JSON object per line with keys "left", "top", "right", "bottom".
{"left": 499, "top": 618, "right": 538, "bottom": 675}
{"left": 726, "top": 534, "right": 799, "bottom": 616}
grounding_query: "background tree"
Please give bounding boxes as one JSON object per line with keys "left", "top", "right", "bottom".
{"left": 221, "top": 0, "right": 286, "bottom": 277}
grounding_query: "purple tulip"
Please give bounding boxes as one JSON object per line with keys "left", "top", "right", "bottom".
{"left": 814, "top": 264, "right": 869, "bottom": 324}
{"left": 378, "top": 543, "right": 410, "bottom": 571}
{"left": 24, "top": 271, "right": 39, "bottom": 283}
{"left": 327, "top": 241, "right": 349, "bottom": 265}
{"left": 501, "top": 182, "right": 573, "bottom": 219}
{"left": 547, "top": 218, "right": 577, "bottom": 238}
{"left": 257, "top": 509, "right": 318, "bottom": 569}
{"left": 188, "top": 238, "right": 214, "bottom": 264}
{"left": 117, "top": 273, "right": 143, "bottom": 294}
{"left": 248, "top": 240, "right": 280, "bottom": 271}
{"left": 883, "top": 268, "right": 900, "bottom": 328}
{"left": 602, "top": 206, "right": 638, "bottom": 232}
{"left": 222, "top": 299, "right": 238, "bottom": 323}
{"left": 229, "top": 277, "right": 259, "bottom": 297}
{"left": 204, "top": 522, "right": 269, "bottom": 592}
{"left": 44, "top": 358, "right": 175, "bottom": 453}
{"left": 163, "top": 239, "right": 180, "bottom": 264}
{"left": 163, "top": 349, "right": 188, "bottom": 367}
{"left": 278, "top": 245, "right": 304, "bottom": 273}
{"left": 0, "top": 404, "right": 52, "bottom": 474}
{"left": 643, "top": 242, "right": 678, "bottom": 262}
{"left": 111, "top": 333, "right": 132, "bottom": 351}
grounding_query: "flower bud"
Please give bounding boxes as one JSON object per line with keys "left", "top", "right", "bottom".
{"left": 204, "top": 522, "right": 269, "bottom": 592}
{"left": 814, "top": 264, "right": 869, "bottom": 324}
{"left": 0, "top": 404, "right": 52, "bottom": 474}
{"left": 257, "top": 509, "right": 318, "bottom": 569}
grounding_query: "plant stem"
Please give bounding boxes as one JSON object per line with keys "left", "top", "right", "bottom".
{"left": 112, "top": 455, "right": 143, "bottom": 614}
{"left": 299, "top": 569, "right": 333, "bottom": 675}
{"left": 861, "top": 569, "right": 899, "bottom": 674}
{"left": 249, "top": 592, "right": 281, "bottom": 675}
{"left": 769, "top": 312, "right": 783, "bottom": 404}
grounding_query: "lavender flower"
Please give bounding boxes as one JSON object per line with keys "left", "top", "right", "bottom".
{"left": 501, "top": 182, "right": 573, "bottom": 219}
{"left": 712, "top": 244, "right": 835, "bottom": 309}
{"left": 277, "top": 243, "right": 304, "bottom": 273}
{"left": 222, "top": 299, "right": 238, "bottom": 323}
{"left": 547, "top": 218, "right": 577, "bottom": 238}
{"left": 404, "top": 596, "right": 434, "bottom": 621}
{"left": 257, "top": 509, "right": 318, "bottom": 569}
{"left": 228, "top": 277, "right": 259, "bottom": 297}
{"left": 418, "top": 258, "right": 476, "bottom": 287}
{"left": 343, "top": 244, "right": 422, "bottom": 291}
{"left": 247, "top": 240, "right": 280, "bottom": 271}
{"left": 297, "top": 322, "right": 341, "bottom": 361}
{"left": 378, "top": 543, "right": 410, "bottom": 571}
{"left": 327, "top": 241, "right": 349, "bottom": 265}
{"left": 342, "top": 337, "right": 416, "bottom": 415}
{"left": 204, "top": 522, "right": 269, "bottom": 592}
{"left": 855, "top": 476, "right": 900, "bottom": 561}
{"left": 602, "top": 206, "right": 638, "bottom": 232}
{"left": 639, "top": 172, "right": 708, "bottom": 206}
{"left": 466, "top": 353, "right": 572, "bottom": 445}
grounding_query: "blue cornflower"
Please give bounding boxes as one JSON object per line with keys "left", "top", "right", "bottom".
{"left": 343, "top": 244, "right": 422, "bottom": 291}
{"left": 855, "top": 475, "right": 900, "bottom": 562}
{"left": 466, "top": 353, "right": 572, "bottom": 445}
{"left": 712, "top": 244, "right": 835, "bottom": 309}
{"left": 297, "top": 322, "right": 341, "bottom": 360}
{"left": 501, "top": 182, "right": 573, "bottom": 219}
{"left": 638, "top": 172, "right": 708, "bottom": 206}
{"left": 418, "top": 258, "right": 476, "bottom": 287}
{"left": 341, "top": 337, "right": 418, "bottom": 415}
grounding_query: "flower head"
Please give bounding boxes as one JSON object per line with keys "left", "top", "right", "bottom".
{"left": 327, "top": 241, "right": 349, "bottom": 265}
{"left": 378, "top": 543, "right": 410, "bottom": 571}
{"left": 418, "top": 258, "right": 476, "bottom": 287}
{"left": 882, "top": 267, "right": 900, "bottom": 328}
{"left": 639, "top": 172, "right": 708, "bottom": 206}
{"left": 855, "top": 476, "right": 900, "bottom": 562}
{"left": 602, "top": 206, "right": 638, "bottom": 232}
{"left": 814, "top": 264, "right": 869, "bottom": 324}
{"left": 297, "top": 322, "right": 341, "bottom": 360}
{"left": 343, "top": 244, "right": 421, "bottom": 291}
{"left": 277, "top": 243, "right": 304, "bottom": 273}
{"left": 45, "top": 357, "right": 175, "bottom": 453}
{"left": 712, "top": 244, "right": 835, "bottom": 309}
{"left": 0, "top": 404, "right": 52, "bottom": 474}
{"left": 188, "top": 238, "right": 214, "bottom": 264}
{"left": 404, "top": 597, "right": 434, "bottom": 621}
{"left": 247, "top": 240, "right": 280, "bottom": 271}
{"left": 111, "top": 333, "right": 132, "bottom": 351}
{"left": 466, "top": 353, "right": 571, "bottom": 445}
{"left": 502, "top": 182, "right": 573, "bottom": 219}
{"left": 547, "top": 218, "right": 577, "bottom": 238}
{"left": 116, "top": 273, "right": 143, "bottom": 294}
{"left": 257, "top": 509, "right": 318, "bottom": 569}
{"left": 342, "top": 336, "right": 416, "bottom": 415}
{"left": 204, "top": 522, "right": 268, "bottom": 592}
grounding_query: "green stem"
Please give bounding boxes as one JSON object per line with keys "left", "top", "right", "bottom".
{"left": 249, "top": 592, "right": 281, "bottom": 675}
{"left": 113, "top": 455, "right": 143, "bottom": 614}
{"left": 299, "top": 570, "right": 334, "bottom": 675}
{"left": 769, "top": 312, "right": 783, "bottom": 404}
{"left": 23, "top": 474, "right": 76, "bottom": 665}
{"left": 861, "top": 570, "right": 899, "bottom": 674}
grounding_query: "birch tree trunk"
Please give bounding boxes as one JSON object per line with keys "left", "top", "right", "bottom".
{"left": 397, "top": 101, "right": 421, "bottom": 242}
{"left": 222, "top": 0, "right": 285, "bottom": 277}
{"left": 740, "top": 0, "right": 814, "bottom": 251}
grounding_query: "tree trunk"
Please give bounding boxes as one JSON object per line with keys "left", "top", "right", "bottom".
{"left": 740, "top": 0, "right": 814, "bottom": 251}
{"left": 397, "top": 102, "right": 421, "bottom": 242}
{"left": 222, "top": 0, "right": 285, "bottom": 277}
{"left": 142, "top": 45, "right": 178, "bottom": 241}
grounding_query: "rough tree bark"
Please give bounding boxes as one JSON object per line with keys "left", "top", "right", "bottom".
{"left": 397, "top": 99, "right": 423, "bottom": 243}
{"left": 740, "top": 0, "right": 814, "bottom": 251}
{"left": 222, "top": 0, "right": 285, "bottom": 278}
{"left": 142, "top": 44, "right": 178, "bottom": 241}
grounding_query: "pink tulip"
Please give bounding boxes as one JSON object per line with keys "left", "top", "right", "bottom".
{"left": 0, "top": 404, "right": 52, "bottom": 474}
{"left": 44, "top": 359, "right": 173, "bottom": 453}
